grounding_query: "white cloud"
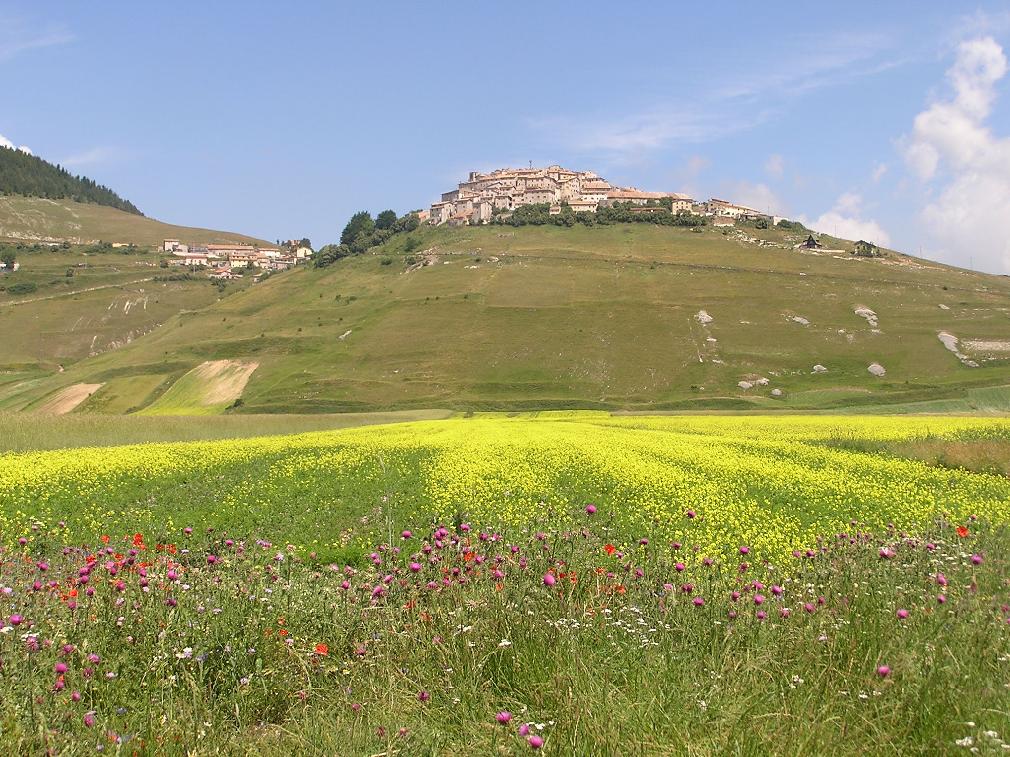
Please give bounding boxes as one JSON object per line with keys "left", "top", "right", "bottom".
{"left": 529, "top": 107, "right": 769, "bottom": 155}
{"left": 800, "top": 192, "right": 891, "bottom": 245}
{"left": 61, "top": 146, "right": 118, "bottom": 168}
{"left": 727, "top": 181, "right": 787, "bottom": 216}
{"left": 901, "top": 36, "right": 1010, "bottom": 273}
{"left": 530, "top": 31, "right": 898, "bottom": 159}
{"left": 871, "top": 162, "right": 888, "bottom": 182}
{"left": 715, "top": 31, "right": 895, "bottom": 100}
{"left": 0, "top": 19, "right": 72, "bottom": 61}
{"left": 764, "top": 154, "right": 784, "bottom": 179}
{"left": 0, "top": 133, "right": 32, "bottom": 154}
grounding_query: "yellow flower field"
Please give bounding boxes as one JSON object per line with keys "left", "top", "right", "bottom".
{"left": 2, "top": 413, "right": 1008, "bottom": 560}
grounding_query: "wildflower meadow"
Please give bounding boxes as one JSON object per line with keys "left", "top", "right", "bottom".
{"left": 1, "top": 414, "right": 1009, "bottom": 754}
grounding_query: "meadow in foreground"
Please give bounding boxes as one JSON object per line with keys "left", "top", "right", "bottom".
{"left": 1, "top": 414, "right": 1009, "bottom": 753}
{"left": 1, "top": 512, "right": 1008, "bottom": 754}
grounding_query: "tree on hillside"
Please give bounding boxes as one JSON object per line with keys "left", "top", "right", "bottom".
{"left": 314, "top": 243, "right": 353, "bottom": 268}
{"left": 375, "top": 210, "right": 398, "bottom": 230}
{"left": 853, "top": 240, "right": 882, "bottom": 258}
{"left": 776, "top": 219, "right": 805, "bottom": 231}
{"left": 0, "top": 145, "right": 142, "bottom": 215}
{"left": 0, "top": 250, "right": 15, "bottom": 268}
{"left": 340, "top": 211, "right": 375, "bottom": 245}
{"left": 393, "top": 213, "right": 420, "bottom": 233}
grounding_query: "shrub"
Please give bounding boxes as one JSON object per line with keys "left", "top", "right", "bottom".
{"left": 6, "top": 281, "right": 37, "bottom": 295}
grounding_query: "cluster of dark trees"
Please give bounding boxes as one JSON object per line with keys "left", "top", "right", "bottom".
{"left": 1, "top": 281, "right": 36, "bottom": 295}
{"left": 0, "top": 146, "right": 142, "bottom": 215}
{"left": 852, "top": 240, "right": 884, "bottom": 257}
{"left": 314, "top": 210, "right": 420, "bottom": 268}
{"left": 491, "top": 201, "right": 707, "bottom": 228}
{"left": 775, "top": 219, "right": 806, "bottom": 231}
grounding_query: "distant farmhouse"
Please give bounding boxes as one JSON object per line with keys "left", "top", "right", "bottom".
{"left": 429, "top": 165, "right": 771, "bottom": 226}
{"left": 162, "top": 239, "right": 312, "bottom": 277}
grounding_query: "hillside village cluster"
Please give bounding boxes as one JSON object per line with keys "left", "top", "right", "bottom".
{"left": 162, "top": 239, "right": 313, "bottom": 278}
{"left": 427, "top": 165, "right": 772, "bottom": 226}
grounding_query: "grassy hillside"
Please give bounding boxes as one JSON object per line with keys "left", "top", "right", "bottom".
{"left": 3, "top": 222, "right": 1009, "bottom": 414}
{"left": 0, "top": 248, "right": 251, "bottom": 384}
{"left": 0, "top": 195, "right": 269, "bottom": 247}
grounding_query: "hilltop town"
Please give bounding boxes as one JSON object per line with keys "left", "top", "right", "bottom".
{"left": 428, "top": 165, "right": 772, "bottom": 226}
{"left": 162, "top": 239, "right": 313, "bottom": 278}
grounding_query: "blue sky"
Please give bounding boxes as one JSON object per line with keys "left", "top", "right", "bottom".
{"left": 3, "top": 2, "right": 1010, "bottom": 273}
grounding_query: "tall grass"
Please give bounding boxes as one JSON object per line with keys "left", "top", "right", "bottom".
{"left": 1, "top": 513, "right": 1007, "bottom": 754}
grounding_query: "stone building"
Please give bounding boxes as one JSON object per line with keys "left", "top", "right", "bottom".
{"left": 429, "top": 165, "right": 766, "bottom": 226}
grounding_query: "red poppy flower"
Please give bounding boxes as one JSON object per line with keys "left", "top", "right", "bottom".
{"left": 314, "top": 643, "right": 328, "bottom": 656}
{"left": 956, "top": 526, "right": 969, "bottom": 537}
{"left": 604, "top": 544, "right": 616, "bottom": 555}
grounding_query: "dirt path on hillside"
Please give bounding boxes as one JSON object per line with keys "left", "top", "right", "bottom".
{"left": 34, "top": 383, "right": 104, "bottom": 414}
{"left": 195, "top": 360, "right": 259, "bottom": 404}
{"left": 0, "top": 279, "right": 155, "bottom": 307}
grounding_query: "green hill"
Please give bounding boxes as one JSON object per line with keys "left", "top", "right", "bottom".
{"left": 0, "top": 195, "right": 269, "bottom": 247}
{"left": 3, "top": 222, "right": 1009, "bottom": 414}
{"left": 0, "top": 145, "right": 141, "bottom": 214}
{"left": 0, "top": 246, "right": 253, "bottom": 382}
